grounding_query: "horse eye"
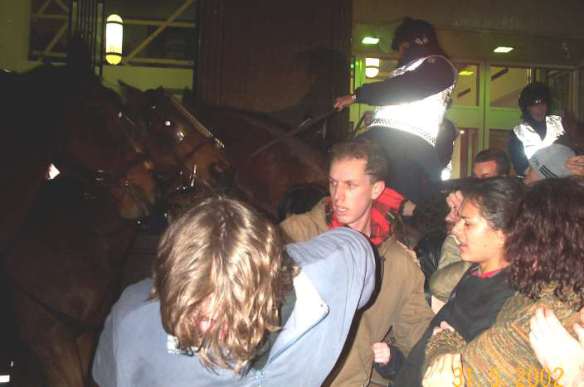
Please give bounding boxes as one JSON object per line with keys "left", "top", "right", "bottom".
{"left": 164, "top": 120, "right": 172, "bottom": 127}
{"left": 176, "top": 130, "right": 185, "bottom": 142}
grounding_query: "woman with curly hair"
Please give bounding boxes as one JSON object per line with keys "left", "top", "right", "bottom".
{"left": 423, "top": 177, "right": 584, "bottom": 387}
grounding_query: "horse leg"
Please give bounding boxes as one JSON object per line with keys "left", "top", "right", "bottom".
{"left": 75, "top": 331, "right": 98, "bottom": 382}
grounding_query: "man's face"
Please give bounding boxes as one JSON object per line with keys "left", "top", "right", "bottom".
{"left": 527, "top": 102, "right": 548, "bottom": 122}
{"left": 329, "top": 158, "right": 384, "bottom": 234}
{"left": 472, "top": 160, "right": 499, "bottom": 179}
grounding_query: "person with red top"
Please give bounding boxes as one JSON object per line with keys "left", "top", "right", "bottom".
{"left": 384, "top": 177, "right": 525, "bottom": 386}
{"left": 281, "top": 139, "right": 433, "bottom": 386}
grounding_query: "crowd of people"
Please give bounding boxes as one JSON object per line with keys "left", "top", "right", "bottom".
{"left": 90, "top": 16, "right": 584, "bottom": 387}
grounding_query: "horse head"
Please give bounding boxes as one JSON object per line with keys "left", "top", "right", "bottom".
{"left": 119, "top": 82, "right": 233, "bottom": 197}
{"left": 54, "top": 79, "right": 158, "bottom": 220}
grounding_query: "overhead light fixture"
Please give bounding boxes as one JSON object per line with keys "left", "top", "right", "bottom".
{"left": 105, "top": 14, "right": 124, "bottom": 65}
{"left": 365, "top": 57, "right": 380, "bottom": 67}
{"left": 459, "top": 69, "right": 474, "bottom": 76}
{"left": 365, "top": 67, "right": 380, "bottom": 78}
{"left": 362, "top": 36, "right": 380, "bottom": 45}
{"left": 365, "top": 57, "right": 380, "bottom": 78}
{"left": 494, "top": 46, "right": 514, "bottom": 53}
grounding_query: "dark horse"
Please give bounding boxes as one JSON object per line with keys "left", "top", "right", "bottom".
{"left": 191, "top": 105, "right": 329, "bottom": 219}
{"left": 118, "top": 82, "right": 233, "bottom": 199}
{"left": 0, "top": 66, "right": 157, "bottom": 254}
{"left": 0, "top": 65, "right": 220, "bottom": 386}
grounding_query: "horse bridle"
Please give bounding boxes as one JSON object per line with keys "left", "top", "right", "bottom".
{"left": 53, "top": 149, "right": 153, "bottom": 219}
{"left": 120, "top": 90, "right": 225, "bottom": 191}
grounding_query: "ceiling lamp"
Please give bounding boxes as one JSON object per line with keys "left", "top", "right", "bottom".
{"left": 493, "top": 46, "right": 514, "bottom": 54}
{"left": 105, "top": 14, "right": 123, "bottom": 65}
{"left": 365, "top": 67, "right": 380, "bottom": 78}
{"left": 362, "top": 36, "right": 380, "bottom": 45}
{"left": 365, "top": 57, "right": 380, "bottom": 78}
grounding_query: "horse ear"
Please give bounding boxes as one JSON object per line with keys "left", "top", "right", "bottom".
{"left": 118, "top": 80, "right": 147, "bottom": 107}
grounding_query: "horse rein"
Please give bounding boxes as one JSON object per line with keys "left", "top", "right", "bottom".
{"left": 248, "top": 108, "right": 338, "bottom": 159}
{"left": 53, "top": 152, "right": 152, "bottom": 216}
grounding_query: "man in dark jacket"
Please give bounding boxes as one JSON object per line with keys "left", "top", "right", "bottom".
{"left": 335, "top": 17, "right": 457, "bottom": 204}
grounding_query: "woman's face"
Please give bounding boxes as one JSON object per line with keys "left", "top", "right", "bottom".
{"left": 452, "top": 199, "right": 506, "bottom": 265}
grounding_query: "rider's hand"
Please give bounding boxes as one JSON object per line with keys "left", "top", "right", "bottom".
{"left": 334, "top": 94, "right": 356, "bottom": 111}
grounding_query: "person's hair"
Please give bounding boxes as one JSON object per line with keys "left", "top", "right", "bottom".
{"left": 151, "top": 196, "right": 297, "bottom": 373}
{"left": 329, "top": 140, "right": 388, "bottom": 183}
{"left": 391, "top": 17, "right": 446, "bottom": 65}
{"left": 473, "top": 148, "right": 511, "bottom": 176}
{"left": 391, "top": 17, "right": 437, "bottom": 50}
{"left": 459, "top": 177, "right": 525, "bottom": 233}
{"left": 508, "top": 177, "right": 584, "bottom": 308}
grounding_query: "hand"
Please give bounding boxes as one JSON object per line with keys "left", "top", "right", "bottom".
{"left": 423, "top": 353, "right": 463, "bottom": 387}
{"left": 402, "top": 200, "right": 416, "bottom": 217}
{"left": 445, "top": 191, "right": 464, "bottom": 225}
{"left": 371, "top": 342, "right": 391, "bottom": 365}
{"left": 432, "top": 321, "right": 456, "bottom": 336}
{"left": 566, "top": 156, "right": 584, "bottom": 177}
{"left": 529, "top": 307, "right": 584, "bottom": 387}
{"left": 334, "top": 94, "right": 356, "bottom": 111}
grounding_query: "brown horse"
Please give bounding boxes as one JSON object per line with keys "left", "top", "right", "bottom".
{"left": 1, "top": 66, "right": 160, "bottom": 386}
{"left": 194, "top": 105, "right": 329, "bottom": 218}
{"left": 119, "top": 82, "right": 233, "bottom": 199}
{"left": 0, "top": 66, "right": 157, "bottom": 254}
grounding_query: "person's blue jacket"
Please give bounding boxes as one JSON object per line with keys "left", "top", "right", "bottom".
{"left": 92, "top": 227, "right": 376, "bottom": 387}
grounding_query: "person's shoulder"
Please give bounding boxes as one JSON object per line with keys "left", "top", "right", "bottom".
{"left": 421, "top": 55, "right": 454, "bottom": 71}
{"left": 280, "top": 198, "right": 328, "bottom": 242}
{"left": 287, "top": 227, "right": 371, "bottom": 269}
{"left": 379, "top": 236, "right": 419, "bottom": 267}
{"left": 424, "top": 55, "right": 451, "bottom": 65}
{"left": 379, "top": 237, "right": 427, "bottom": 283}
{"left": 421, "top": 55, "right": 456, "bottom": 82}
{"left": 547, "top": 115, "right": 564, "bottom": 128}
{"left": 113, "top": 279, "right": 156, "bottom": 322}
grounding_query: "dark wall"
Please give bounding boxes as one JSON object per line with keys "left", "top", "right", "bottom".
{"left": 196, "top": 0, "right": 352, "bottom": 144}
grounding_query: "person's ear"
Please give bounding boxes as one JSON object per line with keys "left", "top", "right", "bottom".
{"left": 495, "top": 230, "right": 506, "bottom": 247}
{"left": 371, "top": 180, "right": 385, "bottom": 200}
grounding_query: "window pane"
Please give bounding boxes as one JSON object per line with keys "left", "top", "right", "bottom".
{"left": 490, "top": 66, "right": 531, "bottom": 108}
{"left": 541, "top": 69, "right": 571, "bottom": 114}
{"left": 452, "top": 64, "right": 479, "bottom": 107}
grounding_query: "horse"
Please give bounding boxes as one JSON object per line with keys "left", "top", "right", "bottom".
{"left": 192, "top": 105, "right": 329, "bottom": 219}
{"left": 118, "top": 82, "right": 233, "bottom": 200}
{"left": 0, "top": 66, "right": 158, "bottom": 254}
{"left": 1, "top": 65, "right": 162, "bottom": 386}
